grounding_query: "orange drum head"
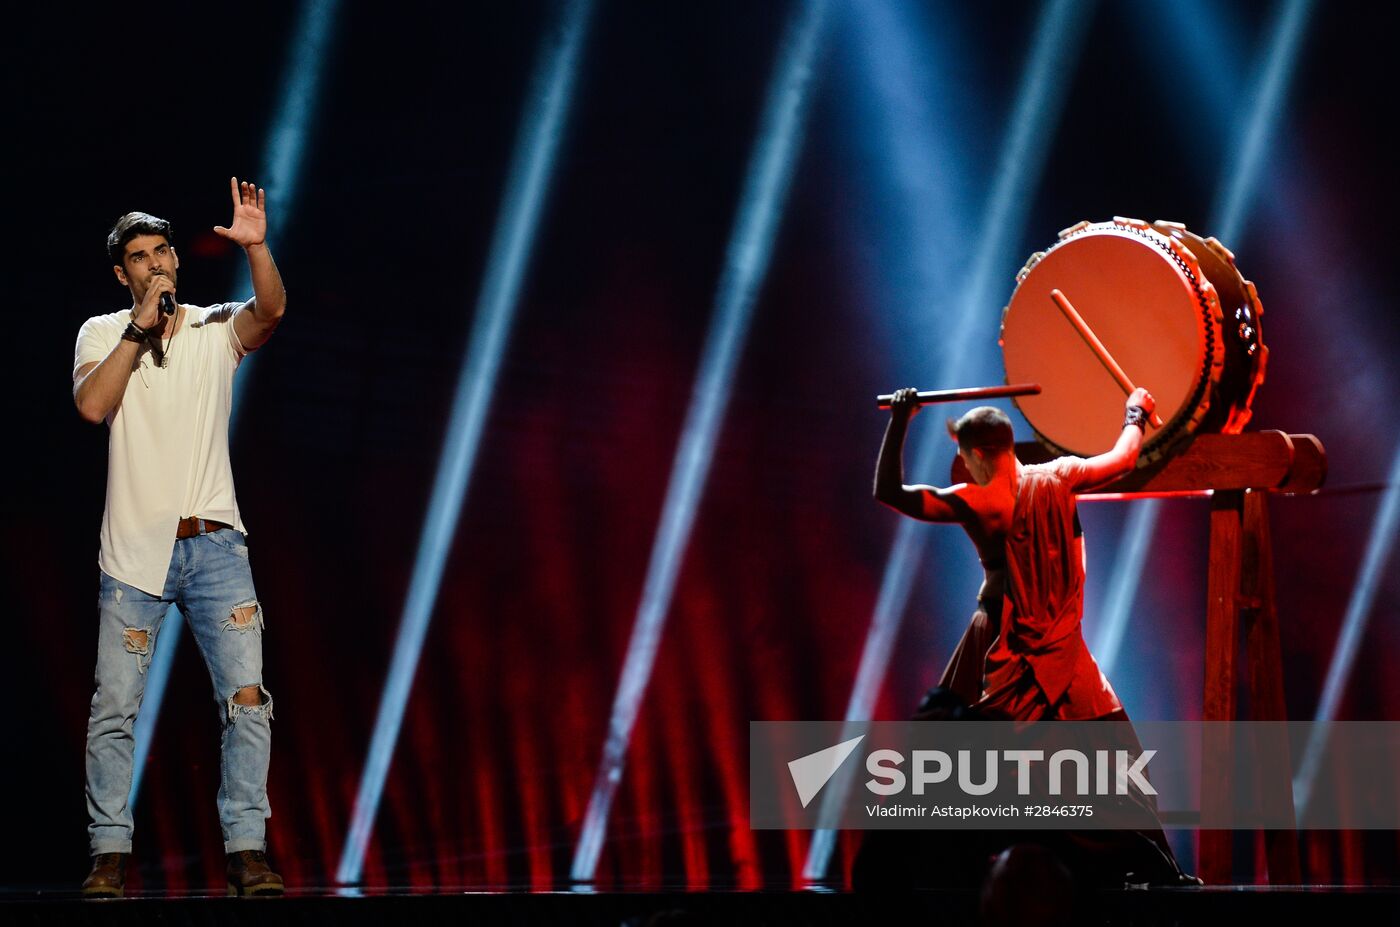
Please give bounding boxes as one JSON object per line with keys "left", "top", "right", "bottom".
{"left": 1001, "top": 223, "right": 1220, "bottom": 461}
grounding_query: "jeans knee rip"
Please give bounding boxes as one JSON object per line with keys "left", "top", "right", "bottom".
{"left": 121, "top": 627, "right": 152, "bottom": 673}
{"left": 222, "top": 600, "right": 264, "bottom": 634}
{"left": 227, "top": 684, "right": 274, "bottom": 723}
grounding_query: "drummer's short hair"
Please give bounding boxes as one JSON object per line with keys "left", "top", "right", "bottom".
{"left": 947, "top": 406, "right": 1014, "bottom": 452}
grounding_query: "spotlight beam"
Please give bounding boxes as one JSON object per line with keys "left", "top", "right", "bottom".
{"left": 231, "top": 0, "right": 343, "bottom": 431}
{"left": 335, "top": 0, "right": 594, "bottom": 885}
{"left": 803, "top": 0, "right": 1097, "bottom": 882}
{"left": 128, "top": 0, "right": 343, "bottom": 811}
{"left": 1294, "top": 446, "right": 1400, "bottom": 814}
{"left": 1092, "top": 0, "right": 1315, "bottom": 676}
{"left": 569, "top": 0, "right": 830, "bottom": 883}
{"left": 1211, "top": 0, "right": 1315, "bottom": 246}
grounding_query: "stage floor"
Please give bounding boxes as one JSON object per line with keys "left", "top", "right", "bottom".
{"left": 2, "top": 885, "right": 1397, "bottom": 925}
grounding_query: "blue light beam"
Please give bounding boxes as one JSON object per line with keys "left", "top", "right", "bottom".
{"left": 804, "top": 0, "right": 1096, "bottom": 882}
{"left": 826, "top": 0, "right": 988, "bottom": 685}
{"left": 834, "top": 0, "right": 984, "bottom": 355}
{"left": 1294, "top": 446, "right": 1400, "bottom": 815}
{"left": 1211, "top": 0, "right": 1315, "bottom": 247}
{"left": 336, "top": 0, "right": 593, "bottom": 885}
{"left": 231, "top": 0, "right": 343, "bottom": 429}
{"left": 129, "top": 0, "right": 342, "bottom": 811}
{"left": 569, "top": 0, "right": 830, "bottom": 883}
{"left": 1092, "top": 0, "right": 1315, "bottom": 676}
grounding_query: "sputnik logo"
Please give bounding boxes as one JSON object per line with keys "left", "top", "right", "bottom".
{"left": 787, "top": 735, "right": 865, "bottom": 808}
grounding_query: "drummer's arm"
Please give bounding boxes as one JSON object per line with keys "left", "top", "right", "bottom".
{"left": 875, "top": 389, "right": 968, "bottom": 522}
{"left": 876, "top": 479, "right": 969, "bottom": 523}
{"left": 1071, "top": 387, "right": 1156, "bottom": 490}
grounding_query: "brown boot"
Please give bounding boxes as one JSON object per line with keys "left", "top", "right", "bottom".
{"left": 81, "top": 852, "right": 128, "bottom": 898}
{"left": 226, "top": 850, "right": 285, "bottom": 896}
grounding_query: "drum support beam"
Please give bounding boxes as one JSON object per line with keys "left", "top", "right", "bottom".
{"left": 1004, "top": 431, "right": 1325, "bottom": 497}
{"left": 1201, "top": 490, "right": 1243, "bottom": 884}
{"left": 1201, "top": 489, "right": 1302, "bottom": 884}
{"left": 1241, "top": 490, "right": 1303, "bottom": 885}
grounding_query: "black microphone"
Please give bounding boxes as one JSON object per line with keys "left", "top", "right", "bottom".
{"left": 150, "top": 268, "right": 176, "bottom": 316}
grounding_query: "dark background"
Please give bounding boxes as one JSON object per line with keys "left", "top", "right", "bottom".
{"left": 3, "top": 0, "right": 1397, "bottom": 891}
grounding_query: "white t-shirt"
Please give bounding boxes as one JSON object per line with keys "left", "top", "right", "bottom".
{"left": 73, "top": 304, "right": 250, "bottom": 596}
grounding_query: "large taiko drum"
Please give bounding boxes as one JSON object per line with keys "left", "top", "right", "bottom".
{"left": 1000, "top": 217, "right": 1268, "bottom": 465}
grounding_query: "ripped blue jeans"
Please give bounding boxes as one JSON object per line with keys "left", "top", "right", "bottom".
{"left": 85, "top": 528, "right": 272, "bottom": 855}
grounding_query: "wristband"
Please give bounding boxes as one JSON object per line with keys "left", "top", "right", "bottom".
{"left": 121, "top": 321, "right": 147, "bottom": 344}
{"left": 1123, "top": 405, "right": 1148, "bottom": 432}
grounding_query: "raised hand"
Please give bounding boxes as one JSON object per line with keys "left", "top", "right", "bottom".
{"left": 890, "top": 387, "right": 922, "bottom": 421}
{"left": 213, "top": 177, "right": 267, "bottom": 249}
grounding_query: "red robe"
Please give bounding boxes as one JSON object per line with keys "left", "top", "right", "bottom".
{"left": 973, "top": 458, "right": 1121, "bottom": 720}
{"left": 924, "top": 459, "right": 1186, "bottom": 884}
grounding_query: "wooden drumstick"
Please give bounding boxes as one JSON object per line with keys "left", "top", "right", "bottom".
{"left": 1048, "top": 288, "right": 1163, "bottom": 428}
{"left": 876, "top": 383, "right": 1041, "bottom": 409}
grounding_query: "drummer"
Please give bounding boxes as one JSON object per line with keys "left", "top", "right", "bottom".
{"left": 872, "top": 386, "right": 1154, "bottom": 719}
{"left": 871, "top": 386, "right": 1197, "bottom": 886}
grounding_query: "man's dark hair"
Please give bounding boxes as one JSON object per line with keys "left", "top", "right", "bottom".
{"left": 107, "top": 212, "right": 173, "bottom": 265}
{"left": 946, "top": 406, "right": 1014, "bottom": 452}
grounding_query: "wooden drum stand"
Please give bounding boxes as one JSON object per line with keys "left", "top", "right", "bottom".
{"left": 1022, "top": 430, "right": 1328, "bottom": 884}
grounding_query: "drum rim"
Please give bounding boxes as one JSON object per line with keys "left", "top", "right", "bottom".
{"left": 1152, "top": 222, "right": 1269, "bottom": 436}
{"left": 1001, "top": 218, "right": 1224, "bottom": 465}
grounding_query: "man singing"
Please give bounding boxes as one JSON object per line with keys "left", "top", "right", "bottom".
{"left": 73, "top": 178, "right": 286, "bottom": 897}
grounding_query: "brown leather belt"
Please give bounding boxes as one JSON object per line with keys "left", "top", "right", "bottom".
{"left": 175, "top": 516, "right": 234, "bottom": 539}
